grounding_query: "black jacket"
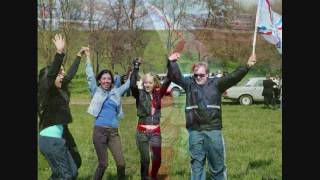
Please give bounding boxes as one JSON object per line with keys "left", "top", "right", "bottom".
{"left": 38, "top": 53, "right": 81, "bottom": 130}
{"left": 168, "top": 60, "right": 250, "bottom": 131}
{"left": 262, "top": 79, "right": 276, "bottom": 96}
{"left": 130, "top": 66, "right": 171, "bottom": 125}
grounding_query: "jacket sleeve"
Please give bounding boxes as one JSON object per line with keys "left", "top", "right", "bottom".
{"left": 167, "top": 59, "right": 189, "bottom": 90}
{"left": 63, "top": 56, "right": 81, "bottom": 82}
{"left": 263, "top": 80, "right": 267, "bottom": 87}
{"left": 217, "top": 65, "right": 250, "bottom": 92}
{"left": 160, "top": 74, "right": 171, "bottom": 98}
{"left": 62, "top": 56, "right": 81, "bottom": 88}
{"left": 47, "top": 53, "right": 65, "bottom": 89}
{"left": 117, "top": 74, "right": 131, "bottom": 96}
{"left": 130, "top": 68, "right": 139, "bottom": 99}
{"left": 85, "top": 59, "right": 97, "bottom": 97}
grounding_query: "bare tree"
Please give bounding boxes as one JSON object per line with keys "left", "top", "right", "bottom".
{"left": 38, "top": 0, "right": 57, "bottom": 65}
{"left": 199, "top": 0, "right": 241, "bottom": 29}
{"left": 148, "top": 0, "right": 190, "bottom": 54}
{"left": 98, "top": 0, "right": 149, "bottom": 72}
{"left": 88, "top": 30, "right": 108, "bottom": 74}
{"left": 88, "top": 0, "right": 95, "bottom": 31}
{"left": 58, "top": 0, "right": 86, "bottom": 65}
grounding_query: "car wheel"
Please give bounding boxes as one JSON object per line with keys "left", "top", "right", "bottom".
{"left": 171, "top": 87, "right": 181, "bottom": 97}
{"left": 239, "top": 95, "right": 253, "bottom": 105}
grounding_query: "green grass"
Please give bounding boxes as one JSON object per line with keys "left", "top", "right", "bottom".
{"left": 38, "top": 96, "right": 281, "bottom": 180}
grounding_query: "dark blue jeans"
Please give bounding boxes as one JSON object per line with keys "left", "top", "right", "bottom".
{"left": 188, "top": 130, "right": 227, "bottom": 180}
{"left": 39, "top": 136, "right": 78, "bottom": 180}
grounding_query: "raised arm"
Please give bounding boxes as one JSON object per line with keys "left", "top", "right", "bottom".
{"left": 47, "top": 34, "right": 65, "bottom": 89}
{"left": 63, "top": 47, "right": 86, "bottom": 85}
{"left": 117, "top": 73, "right": 131, "bottom": 96}
{"left": 159, "top": 74, "right": 171, "bottom": 98}
{"left": 84, "top": 47, "right": 97, "bottom": 97}
{"left": 167, "top": 52, "right": 189, "bottom": 90}
{"left": 217, "top": 53, "right": 256, "bottom": 92}
{"left": 129, "top": 58, "right": 141, "bottom": 99}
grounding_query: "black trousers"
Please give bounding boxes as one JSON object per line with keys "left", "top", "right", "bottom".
{"left": 263, "top": 94, "right": 275, "bottom": 108}
{"left": 92, "top": 126, "right": 126, "bottom": 180}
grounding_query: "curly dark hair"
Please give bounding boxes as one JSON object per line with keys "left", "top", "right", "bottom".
{"left": 96, "top": 69, "right": 114, "bottom": 86}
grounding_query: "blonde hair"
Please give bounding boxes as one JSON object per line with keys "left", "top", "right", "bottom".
{"left": 192, "top": 61, "right": 209, "bottom": 74}
{"left": 142, "top": 72, "right": 160, "bottom": 88}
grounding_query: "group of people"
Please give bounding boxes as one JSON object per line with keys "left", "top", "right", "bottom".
{"left": 262, "top": 74, "right": 282, "bottom": 110}
{"left": 38, "top": 34, "right": 257, "bottom": 180}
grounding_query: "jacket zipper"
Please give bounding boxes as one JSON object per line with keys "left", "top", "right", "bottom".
{"left": 150, "top": 92, "right": 154, "bottom": 125}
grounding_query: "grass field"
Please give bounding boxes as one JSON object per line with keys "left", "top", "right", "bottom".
{"left": 38, "top": 96, "right": 281, "bottom": 180}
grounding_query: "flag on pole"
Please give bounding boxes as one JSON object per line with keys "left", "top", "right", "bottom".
{"left": 257, "top": 0, "right": 282, "bottom": 54}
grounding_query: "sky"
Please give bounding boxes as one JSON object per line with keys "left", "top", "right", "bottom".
{"left": 39, "top": 0, "right": 281, "bottom": 30}
{"left": 142, "top": 0, "right": 281, "bottom": 30}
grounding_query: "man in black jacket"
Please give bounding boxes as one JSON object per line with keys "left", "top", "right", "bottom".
{"left": 38, "top": 34, "right": 85, "bottom": 179}
{"left": 167, "top": 52, "right": 256, "bottom": 180}
{"left": 262, "top": 74, "right": 277, "bottom": 109}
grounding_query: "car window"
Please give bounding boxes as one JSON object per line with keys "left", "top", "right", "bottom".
{"left": 238, "top": 79, "right": 248, "bottom": 86}
{"left": 245, "top": 79, "right": 255, "bottom": 86}
{"left": 255, "top": 80, "right": 263, "bottom": 87}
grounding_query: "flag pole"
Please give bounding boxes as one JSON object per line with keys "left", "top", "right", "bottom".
{"left": 252, "top": 0, "right": 262, "bottom": 54}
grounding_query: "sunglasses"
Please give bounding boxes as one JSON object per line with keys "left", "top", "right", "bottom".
{"left": 194, "top": 73, "right": 207, "bottom": 78}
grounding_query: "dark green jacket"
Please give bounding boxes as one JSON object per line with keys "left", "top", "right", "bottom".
{"left": 38, "top": 53, "right": 81, "bottom": 130}
{"left": 168, "top": 60, "right": 250, "bottom": 131}
{"left": 130, "top": 66, "right": 171, "bottom": 125}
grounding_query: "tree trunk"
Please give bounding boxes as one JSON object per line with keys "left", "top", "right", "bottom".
{"left": 48, "top": 0, "right": 54, "bottom": 63}
{"left": 129, "top": 0, "right": 136, "bottom": 30}
{"left": 96, "top": 52, "right": 99, "bottom": 74}
{"left": 111, "top": 62, "right": 114, "bottom": 71}
{"left": 89, "top": 0, "right": 95, "bottom": 32}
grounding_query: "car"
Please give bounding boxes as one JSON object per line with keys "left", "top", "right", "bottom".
{"left": 139, "top": 73, "right": 217, "bottom": 97}
{"left": 167, "top": 81, "right": 184, "bottom": 97}
{"left": 157, "top": 73, "right": 192, "bottom": 97}
{"left": 222, "top": 77, "right": 268, "bottom": 105}
{"left": 135, "top": 73, "right": 189, "bottom": 97}
{"left": 158, "top": 73, "right": 214, "bottom": 97}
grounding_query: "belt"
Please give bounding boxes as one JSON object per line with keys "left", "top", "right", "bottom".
{"left": 137, "top": 123, "right": 160, "bottom": 133}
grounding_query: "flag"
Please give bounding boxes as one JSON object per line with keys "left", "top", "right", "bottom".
{"left": 257, "top": 0, "right": 282, "bottom": 54}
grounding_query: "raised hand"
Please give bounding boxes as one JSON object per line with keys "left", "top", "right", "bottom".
{"left": 132, "top": 57, "right": 142, "bottom": 69}
{"left": 52, "top": 34, "right": 65, "bottom": 54}
{"left": 168, "top": 52, "right": 180, "bottom": 61}
{"left": 84, "top": 46, "right": 90, "bottom": 57}
{"left": 77, "top": 47, "right": 86, "bottom": 57}
{"left": 247, "top": 53, "right": 257, "bottom": 68}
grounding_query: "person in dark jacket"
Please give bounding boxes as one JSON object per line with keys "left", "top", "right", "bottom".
{"left": 262, "top": 74, "right": 277, "bottom": 109}
{"left": 167, "top": 52, "right": 256, "bottom": 180}
{"left": 272, "top": 75, "right": 281, "bottom": 104}
{"left": 38, "top": 34, "right": 84, "bottom": 179}
{"left": 121, "top": 67, "right": 132, "bottom": 97}
{"left": 130, "top": 58, "right": 171, "bottom": 180}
